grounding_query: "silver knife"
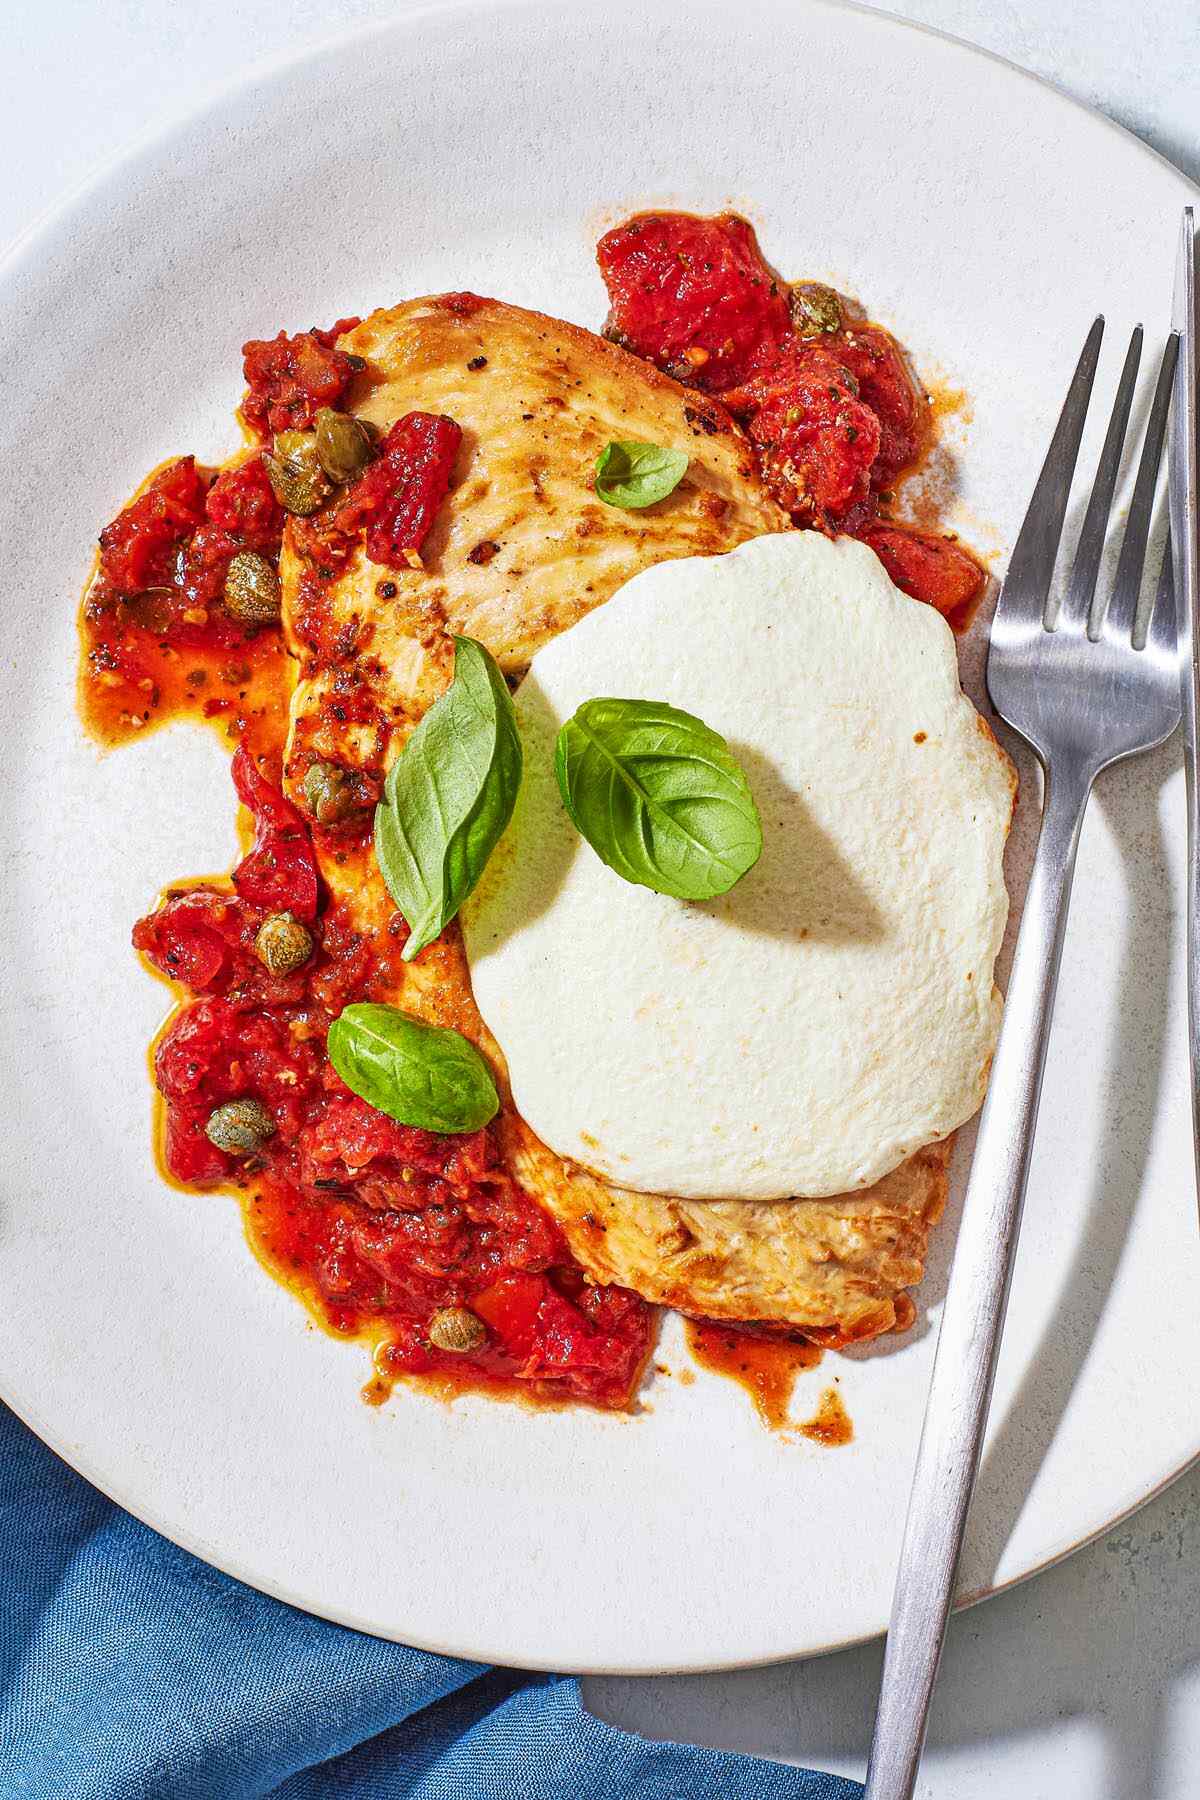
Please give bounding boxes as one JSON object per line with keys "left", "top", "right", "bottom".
{"left": 1170, "top": 206, "right": 1199, "bottom": 1209}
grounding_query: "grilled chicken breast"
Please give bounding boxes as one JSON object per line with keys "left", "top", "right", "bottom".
{"left": 280, "top": 294, "right": 948, "bottom": 1345}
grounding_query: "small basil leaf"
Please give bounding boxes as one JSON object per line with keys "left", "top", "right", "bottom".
{"left": 374, "top": 635, "right": 523, "bottom": 960}
{"left": 554, "top": 697, "right": 762, "bottom": 900}
{"left": 327, "top": 1002, "right": 499, "bottom": 1134}
{"left": 594, "top": 440, "right": 688, "bottom": 510}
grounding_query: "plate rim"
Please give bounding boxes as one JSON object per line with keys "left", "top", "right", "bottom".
{"left": 5, "top": 0, "right": 1198, "bottom": 290}
{"left": 2, "top": 0, "right": 1198, "bottom": 1672}
{"left": 5, "top": 1370, "right": 1198, "bottom": 1675}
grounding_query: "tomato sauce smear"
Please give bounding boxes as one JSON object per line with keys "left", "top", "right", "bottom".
{"left": 684, "top": 1321, "right": 823, "bottom": 1430}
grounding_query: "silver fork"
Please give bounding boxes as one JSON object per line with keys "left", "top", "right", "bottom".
{"left": 863, "top": 319, "right": 1181, "bottom": 1800}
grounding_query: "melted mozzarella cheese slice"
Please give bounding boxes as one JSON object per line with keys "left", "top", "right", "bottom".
{"left": 462, "top": 531, "right": 1013, "bottom": 1201}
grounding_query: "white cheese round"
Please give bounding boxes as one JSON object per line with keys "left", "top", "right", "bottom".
{"left": 462, "top": 531, "right": 1013, "bottom": 1201}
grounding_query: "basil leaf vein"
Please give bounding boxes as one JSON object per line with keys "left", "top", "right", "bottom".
{"left": 554, "top": 697, "right": 762, "bottom": 900}
{"left": 374, "top": 635, "right": 522, "bottom": 960}
{"left": 327, "top": 1002, "right": 499, "bottom": 1134}
{"left": 594, "top": 440, "right": 688, "bottom": 509}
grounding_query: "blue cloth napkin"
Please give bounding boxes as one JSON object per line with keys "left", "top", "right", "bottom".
{"left": 0, "top": 1405, "right": 861, "bottom": 1799}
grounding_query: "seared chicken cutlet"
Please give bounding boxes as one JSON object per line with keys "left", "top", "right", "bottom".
{"left": 278, "top": 293, "right": 949, "bottom": 1346}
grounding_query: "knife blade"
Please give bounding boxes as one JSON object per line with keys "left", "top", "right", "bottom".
{"left": 1170, "top": 205, "right": 1200, "bottom": 1212}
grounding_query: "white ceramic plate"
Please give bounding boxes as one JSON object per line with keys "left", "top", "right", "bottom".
{"left": 1, "top": 0, "right": 1197, "bottom": 1674}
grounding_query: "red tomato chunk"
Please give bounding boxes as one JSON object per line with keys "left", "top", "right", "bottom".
{"left": 241, "top": 320, "right": 363, "bottom": 440}
{"left": 855, "top": 523, "right": 986, "bottom": 625}
{"left": 361, "top": 413, "right": 462, "bottom": 566}
{"left": 137, "top": 749, "right": 653, "bottom": 1409}
{"left": 230, "top": 743, "right": 320, "bottom": 922}
{"left": 598, "top": 212, "right": 792, "bottom": 390}
{"left": 723, "top": 346, "right": 882, "bottom": 522}
{"left": 203, "top": 456, "right": 285, "bottom": 554}
{"left": 98, "top": 457, "right": 208, "bottom": 593}
{"left": 832, "top": 325, "right": 924, "bottom": 489}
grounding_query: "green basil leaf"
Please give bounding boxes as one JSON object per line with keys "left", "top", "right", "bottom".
{"left": 594, "top": 440, "right": 688, "bottom": 510}
{"left": 554, "top": 697, "right": 762, "bottom": 900}
{"left": 327, "top": 1002, "right": 499, "bottom": 1134}
{"left": 374, "top": 635, "right": 522, "bottom": 960}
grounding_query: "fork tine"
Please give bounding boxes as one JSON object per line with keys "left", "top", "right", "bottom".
{"left": 996, "top": 316, "right": 1104, "bottom": 629}
{"left": 1054, "top": 327, "right": 1142, "bottom": 630}
{"left": 1095, "top": 332, "right": 1180, "bottom": 642}
{"left": 1141, "top": 532, "right": 1177, "bottom": 658}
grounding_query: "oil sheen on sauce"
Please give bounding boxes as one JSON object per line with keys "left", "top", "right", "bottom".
{"left": 798, "top": 1385, "right": 854, "bottom": 1447}
{"left": 684, "top": 1321, "right": 821, "bottom": 1430}
{"left": 685, "top": 1322, "right": 854, "bottom": 1443}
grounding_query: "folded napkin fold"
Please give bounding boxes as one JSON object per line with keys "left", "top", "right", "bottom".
{"left": 0, "top": 1404, "right": 860, "bottom": 1799}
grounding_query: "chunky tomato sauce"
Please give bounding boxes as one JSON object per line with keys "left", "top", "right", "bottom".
{"left": 79, "top": 218, "right": 984, "bottom": 1419}
{"left": 137, "top": 748, "right": 652, "bottom": 1409}
{"left": 80, "top": 455, "right": 292, "bottom": 754}
{"left": 597, "top": 211, "right": 987, "bottom": 627}
{"left": 240, "top": 320, "right": 364, "bottom": 439}
{"left": 77, "top": 323, "right": 653, "bottom": 1410}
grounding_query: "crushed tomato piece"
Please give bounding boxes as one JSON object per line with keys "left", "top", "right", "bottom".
{"left": 831, "top": 325, "right": 925, "bottom": 488}
{"left": 855, "top": 522, "right": 986, "bottom": 625}
{"left": 723, "top": 345, "right": 882, "bottom": 524}
{"left": 230, "top": 744, "right": 320, "bottom": 922}
{"left": 355, "top": 412, "right": 462, "bottom": 568}
{"left": 97, "top": 457, "right": 209, "bottom": 593}
{"left": 241, "top": 319, "right": 363, "bottom": 440}
{"left": 365, "top": 412, "right": 461, "bottom": 565}
{"left": 203, "top": 455, "right": 285, "bottom": 554}
{"left": 598, "top": 211, "right": 792, "bottom": 390}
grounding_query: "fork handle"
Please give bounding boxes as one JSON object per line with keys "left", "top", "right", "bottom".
{"left": 863, "top": 757, "right": 1093, "bottom": 1800}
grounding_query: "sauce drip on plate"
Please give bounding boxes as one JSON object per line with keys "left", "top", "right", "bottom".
{"left": 685, "top": 1321, "right": 823, "bottom": 1430}
{"left": 799, "top": 1385, "right": 854, "bottom": 1447}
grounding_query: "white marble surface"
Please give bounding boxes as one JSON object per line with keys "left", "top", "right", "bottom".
{"left": 6, "top": 1, "right": 1198, "bottom": 1794}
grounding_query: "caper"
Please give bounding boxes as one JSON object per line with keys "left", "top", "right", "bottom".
{"left": 303, "top": 758, "right": 358, "bottom": 825}
{"left": 223, "top": 550, "right": 282, "bottom": 625}
{"left": 315, "top": 407, "right": 373, "bottom": 484}
{"left": 254, "top": 910, "right": 313, "bottom": 975}
{"left": 265, "top": 430, "right": 330, "bottom": 516}
{"left": 204, "top": 1098, "right": 276, "bottom": 1155}
{"left": 790, "top": 282, "right": 843, "bottom": 337}
{"left": 427, "top": 1306, "right": 486, "bottom": 1354}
